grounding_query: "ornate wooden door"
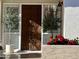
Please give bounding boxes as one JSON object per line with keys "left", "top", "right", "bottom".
{"left": 21, "top": 5, "right": 41, "bottom": 50}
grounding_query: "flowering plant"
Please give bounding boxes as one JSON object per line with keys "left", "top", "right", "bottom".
{"left": 47, "top": 34, "right": 78, "bottom": 45}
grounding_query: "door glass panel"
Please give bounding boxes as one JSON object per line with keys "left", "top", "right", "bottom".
{"left": 43, "top": 3, "right": 63, "bottom": 44}
{"left": 4, "top": 7, "right": 19, "bottom": 32}
{"left": 3, "top": 4, "right": 20, "bottom": 50}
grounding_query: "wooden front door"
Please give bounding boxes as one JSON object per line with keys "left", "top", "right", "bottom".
{"left": 21, "top": 5, "right": 41, "bottom": 50}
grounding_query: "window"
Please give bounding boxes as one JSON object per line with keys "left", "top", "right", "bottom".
{"left": 43, "top": 2, "right": 63, "bottom": 44}
{"left": 3, "top": 4, "right": 21, "bottom": 49}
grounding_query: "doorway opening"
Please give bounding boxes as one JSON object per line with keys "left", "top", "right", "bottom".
{"left": 21, "top": 5, "right": 41, "bottom": 51}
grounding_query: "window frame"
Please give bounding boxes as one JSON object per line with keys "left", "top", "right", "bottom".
{"left": 2, "top": 3, "right": 21, "bottom": 52}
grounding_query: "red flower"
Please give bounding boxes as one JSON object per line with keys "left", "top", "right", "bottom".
{"left": 47, "top": 36, "right": 53, "bottom": 45}
{"left": 56, "top": 34, "right": 64, "bottom": 42}
{"left": 47, "top": 41, "right": 51, "bottom": 45}
{"left": 54, "top": 34, "right": 64, "bottom": 44}
{"left": 49, "top": 36, "right": 53, "bottom": 42}
{"left": 54, "top": 38, "right": 58, "bottom": 44}
{"left": 68, "top": 40, "right": 76, "bottom": 45}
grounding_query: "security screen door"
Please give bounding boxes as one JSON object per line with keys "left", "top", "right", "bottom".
{"left": 21, "top": 5, "right": 41, "bottom": 50}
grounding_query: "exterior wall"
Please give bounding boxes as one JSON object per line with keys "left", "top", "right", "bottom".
{"left": 0, "top": 0, "right": 63, "bottom": 49}
{"left": 43, "top": 45, "right": 79, "bottom": 59}
{"left": 0, "top": 0, "right": 1, "bottom": 45}
{"left": 1, "top": 0, "right": 63, "bottom": 46}
{"left": 3, "top": 0, "right": 62, "bottom": 3}
{"left": 64, "top": 0, "right": 79, "bottom": 39}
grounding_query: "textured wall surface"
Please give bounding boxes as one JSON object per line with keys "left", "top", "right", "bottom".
{"left": 42, "top": 45, "right": 79, "bottom": 59}
{"left": 64, "top": 0, "right": 79, "bottom": 39}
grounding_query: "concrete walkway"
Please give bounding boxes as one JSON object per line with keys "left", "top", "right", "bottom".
{"left": 42, "top": 45, "right": 79, "bottom": 59}
{"left": 1, "top": 45, "right": 79, "bottom": 59}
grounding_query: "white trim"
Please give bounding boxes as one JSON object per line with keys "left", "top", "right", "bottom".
{"left": 20, "top": 3, "right": 57, "bottom": 5}
{"left": 43, "top": 45, "right": 79, "bottom": 48}
{"left": 41, "top": 4, "right": 43, "bottom": 53}
{"left": 20, "top": 3, "right": 42, "bottom": 5}
{"left": 3, "top": 3, "right": 19, "bottom": 5}
{"left": 43, "top": 33, "right": 49, "bottom": 34}
{"left": 17, "top": 51, "right": 42, "bottom": 54}
{"left": 4, "top": 51, "right": 42, "bottom": 54}
{"left": 63, "top": 0, "right": 65, "bottom": 37}
{"left": 3, "top": 3, "right": 19, "bottom": 8}
{"left": 14, "top": 4, "right": 22, "bottom": 52}
{"left": 3, "top": 3, "right": 58, "bottom": 5}
{"left": 18, "top": 3, "right": 22, "bottom": 52}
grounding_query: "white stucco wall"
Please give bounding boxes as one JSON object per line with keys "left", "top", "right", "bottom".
{"left": 0, "top": 0, "right": 1, "bottom": 44}
{"left": 64, "top": 0, "right": 79, "bottom": 39}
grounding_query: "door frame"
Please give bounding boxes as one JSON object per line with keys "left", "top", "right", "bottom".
{"left": 20, "top": 3, "right": 43, "bottom": 53}
{"left": 2, "top": 3, "right": 21, "bottom": 52}
{"left": 3, "top": 3, "right": 43, "bottom": 53}
{"left": 3, "top": 3, "right": 55, "bottom": 53}
{"left": 20, "top": 3, "right": 56, "bottom": 53}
